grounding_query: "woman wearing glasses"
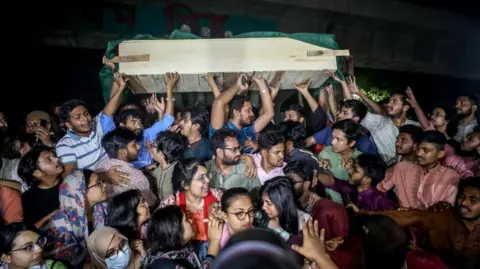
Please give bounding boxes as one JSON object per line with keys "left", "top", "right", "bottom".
{"left": 42, "top": 170, "right": 108, "bottom": 267}
{"left": 158, "top": 158, "right": 223, "bottom": 242}
{"left": 87, "top": 226, "right": 144, "bottom": 269}
{"left": 0, "top": 222, "right": 68, "bottom": 269}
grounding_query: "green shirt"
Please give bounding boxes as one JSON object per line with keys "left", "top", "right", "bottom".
{"left": 318, "top": 146, "right": 362, "bottom": 181}
{"left": 205, "top": 160, "right": 261, "bottom": 191}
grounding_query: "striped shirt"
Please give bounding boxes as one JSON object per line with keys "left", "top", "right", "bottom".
{"left": 361, "top": 112, "right": 420, "bottom": 166}
{"left": 55, "top": 113, "right": 115, "bottom": 170}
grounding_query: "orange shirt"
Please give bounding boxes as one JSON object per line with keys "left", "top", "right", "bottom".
{"left": 0, "top": 185, "right": 23, "bottom": 223}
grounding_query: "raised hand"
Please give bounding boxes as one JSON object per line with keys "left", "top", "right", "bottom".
{"left": 236, "top": 74, "right": 249, "bottom": 92}
{"left": 294, "top": 80, "right": 311, "bottom": 93}
{"left": 345, "top": 76, "right": 359, "bottom": 94}
{"left": 166, "top": 72, "right": 180, "bottom": 90}
{"left": 405, "top": 87, "right": 419, "bottom": 109}
{"left": 325, "top": 71, "right": 341, "bottom": 82}
{"left": 291, "top": 218, "right": 328, "bottom": 262}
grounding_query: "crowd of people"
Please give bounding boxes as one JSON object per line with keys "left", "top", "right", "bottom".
{"left": 0, "top": 64, "right": 479, "bottom": 269}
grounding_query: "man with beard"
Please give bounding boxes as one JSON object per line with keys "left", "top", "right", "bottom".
{"left": 395, "top": 124, "right": 424, "bottom": 162}
{"left": 117, "top": 73, "right": 178, "bottom": 169}
{"left": 363, "top": 177, "right": 480, "bottom": 269}
{"left": 378, "top": 130, "right": 460, "bottom": 209}
{"left": 252, "top": 131, "right": 286, "bottom": 184}
{"left": 209, "top": 75, "right": 274, "bottom": 154}
{"left": 55, "top": 73, "right": 127, "bottom": 177}
{"left": 96, "top": 127, "right": 157, "bottom": 207}
{"left": 206, "top": 129, "right": 260, "bottom": 191}
{"left": 178, "top": 107, "right": 213, "bottom": 162}
{"left": 321, "top": 154, "right": 396, "bottom": 212}
{"left": 345, "top": 79, "right": 419, "bottom": 165}
{"left": 454, "top": 94, "right": 478, "bottom": 142}
{"left": 458, "top": 129, "right": 480, "bottom": 176}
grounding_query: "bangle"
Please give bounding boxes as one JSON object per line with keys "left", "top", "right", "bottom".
{"left": 260, "top": 89, "right": 267, "bottom": 94}
{"left": 166, "top": 97, "right": 176, "bottom": 101}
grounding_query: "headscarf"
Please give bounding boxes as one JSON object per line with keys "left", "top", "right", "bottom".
{"left": 87, "top": 227, "right": 126, "bottom": 269}
{"left": 311, "top": 199, "right": 349, "bottom": 240}
{"left": 26, "top": 110, "right": 51, "bottom": 123}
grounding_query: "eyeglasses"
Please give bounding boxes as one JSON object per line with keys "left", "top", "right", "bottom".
{"left": 194, "top": 174, "right": 210, "bottom": 183}
{"left": 11, "top": 236, "right": 47, "bottom": 253}
{"left": 87, "top": 180, "right": 104, "bottom": 190}
{"left": 223, "top": 147, "right": 241, "bottom": 153}
{"left": 105, "top": 238, "right": 128, "bottom": 260}
{"left": 227, "top": 208, "right": 255, "bottom": 220}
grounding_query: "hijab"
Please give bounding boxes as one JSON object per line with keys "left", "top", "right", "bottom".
{"left": 87, "top": 227, "right": 126, "bottom": 269}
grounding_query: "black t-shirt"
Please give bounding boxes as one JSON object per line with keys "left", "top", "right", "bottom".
{"left": 21, "top": 181, "right": 61, "bottom": 225}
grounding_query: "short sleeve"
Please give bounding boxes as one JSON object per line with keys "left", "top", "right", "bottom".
{"left": 55, "top": 144, "right": 77, "bottom": 165}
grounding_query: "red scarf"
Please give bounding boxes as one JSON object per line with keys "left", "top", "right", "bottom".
{"left": 178, "top": 191, "right": 218, "bottom": 241}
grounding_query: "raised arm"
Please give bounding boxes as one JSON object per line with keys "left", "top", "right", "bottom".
{"left": 406, "top": 87, "right": 430, "bottom": 129}
{"left": 294, "top": 80, "right": 318, "bottom": 113}
{"left": 204, "top": 73, "right": 222, "bottom": 98}
{"left": 325, "top": 84, "right": 338, "bottom": 122}
{"left": 346, "top": 76, "right": 388, "bottom": 116}
{"left": 103, "top": 73, "right": 128, "bottom": 116}
{"left": 252, "top": 76, "right": 274, "bottom": 132}
{"left": 326, "top": 71, "right": 352, "bottom": 100}
{"left": 165, "top": 72, "right": 179, "bottom": 117}
{"left": 210, "top": 75, "right": 248, "bottom": 130}
{"left": 318, "top": 87, "right": 327, "bottom": 112}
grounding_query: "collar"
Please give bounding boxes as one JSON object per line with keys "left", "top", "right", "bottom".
{"left": 66, "top": 122, "right": 96, "bottom": 141}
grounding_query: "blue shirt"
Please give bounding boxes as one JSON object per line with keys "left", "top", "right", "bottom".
{"left": 313, "top": 126, "right": 378, "bottom": 155}
{"left": 209, "top": 121, "right": 256, "bottom": 154}
{"left": 131, "top": 114, "right": 175, "bottom": 168}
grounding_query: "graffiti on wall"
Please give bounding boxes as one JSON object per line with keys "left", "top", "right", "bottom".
{"left": 66, "top": 2, "right": 276, "bottom": 37}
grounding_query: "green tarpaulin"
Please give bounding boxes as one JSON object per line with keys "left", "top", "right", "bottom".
{"left": 100, "top": 31, "right": 344, "bottom": 103}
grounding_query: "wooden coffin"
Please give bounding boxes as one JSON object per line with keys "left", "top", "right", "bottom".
{"left": 116, "top": 37, "right": 349, "bottom": 93}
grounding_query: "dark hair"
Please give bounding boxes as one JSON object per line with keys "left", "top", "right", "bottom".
{"left": 280, "top": 121, "right": 306, "bottom": 149}
{"left": 421, "top": 130, "right": 446, "bottom": 151}
{"left": 211, "top": 129, "right": 238, "bottom": 156}
{"left": 82, "top": 169, "right": 94, "bottom": 188}
{"left": 183, "top": 107, "right": 210, "bottom": 136}
{"left": 285, "top": 104, "right": 305, "bottom": 118}
{"left": 155, "top": 132, "right": 186, "bottom": 163}
{"left": 106, "top": 189, "right": 143, "bottom": 240}
{"left": 340, "top": 99, "right": 368, "bottom": 122}
{"left": 457, "top": 94, "right": 478, "bottom": 106}
{"left": 283, "top": 161, "right": 313, "bottom": 183}
{"left": 390, "top": 91, "right": 408, "bottom": 106}
{"left": 260, "top": 176, "right": 299, "bottom": 235}
{"left": 258, "top": 131, "right": 285, "bottom": 151}
{"left": 116, "top": 109, "right": 145, "bottom": 126}
{"left": 360, "top": 215, "right": 407, "bottom": 269}
{"left": 356, "top": 154, "right": 387, "bottom": 186}
{"left": 228, "top": 96, "right": 251, "bottom": 120}
{"left": 101, "top": 127, "right": 137, "bottom": 159}
{"left": 59, "top": 99, "right": 88, "bottom": 122}
{"left": 458, "top": 177, "right": 480, "bottom": 196}
{"left": 17, "top": 150, "right": 43, "bottom": 187}
{"left": 398, "top": 124, "right": 424, "bottom": 145}
{"left": 171, "top": 158, "right": 203, "bottom": 193}
{"left": 221, "top": 188, "right": 251, "bottom": 212}
{"left": 433, "top": 106, "right": 459, "bottom": 138}
{"left": 0, "top": 222, "right": 38, "bottom": 255}
{"left": 147, "top": 205, "right": 185, "bottom": 252}
{"left": 331, "top": 119, "right": 360, "bottom": 142}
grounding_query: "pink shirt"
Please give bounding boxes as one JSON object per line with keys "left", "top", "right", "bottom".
{"left": 251, "top": 153, "right": 286, "bottom": 185}
{"left": 378, "top": 161, "right": 460, "bottom": 210}
{"left": 95, "top": 158, "right": 157, "bottom": 207}
{"left": 220, "top": 223, "right": 231, "bottom": 248}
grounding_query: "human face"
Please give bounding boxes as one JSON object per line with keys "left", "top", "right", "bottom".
{"left": 66, "top": 105, "right": 92, "bottom": 134}
{"left": 284, "top": 110, "right": 303, "bottom": 123}
{"left": 181, "top": 212, "right": 194, "bottom": 243}
{"left": 37, "top": 151, "right": 64, "bottom": 177}
{"left": 187, "top": 165, "right": 210, "bottom": 198}
{"left": 455, "top": 96, "right": 476, "bottom": 118}
{"left": 416, "top": 142, "right": 443, "bottom": 167}
{"left": 428, "top": 108, "right": 447, "bottom": 128}
{"left": 238, "top": 101, "right": 254, "bottom": 126}
{"left": 225, "top": 195, "right": 254, "bottom": 234}
{"left": 396, "top": 132, "right": 416, "bottom": 156}
{"left": 1, "top": 231, "right": 45, "bottom": 268}
{"left": 119, "top": 141, "right": 139, "bottom": 162}
{"left": 179, "top": 113, "right": 197, "bottom": 137}
{"left": 136, "top": 198, "right": 150, "bottom": 227}
{"left": 105, "top": 234, "right": 128, "bottom": 260}
{"left": 337, "top": 106, "right": 357, "bottom": 122}
{"left": 348, "top": 163, "right": 365, "bottom": 185}
{"left": 332, "top": 129, "right": 354, "bottom": 153}
{"left": 461, "top": 132, "right": 480, "bottom": 153}
{"left": 286, "top": 173, "right": 307, "bottom": 198}
{"left": 219, "top": 137, "right": 241, "bottom": 165}
{"left": 26, "top": 118, "right": 50, "bottom": 134}
{"left": 262, "top": 193, "right": 278, "bottom": 219}
{"left": 86, "top": 173, "right": 107, "bottom": 206}
{"left": 262, "top": 143, "right": 285, "bottom": 168}
{"left": 387, "top": 94, "right": 406, "bottom": 117}
{"left": 123, "top": 116, "right": 143, "bottom": 136}
{"left": 456, "top": 186, "right": 480, "bottom": 221}
{"left": 0, "top": 112, "right": 8, "bottom": 128}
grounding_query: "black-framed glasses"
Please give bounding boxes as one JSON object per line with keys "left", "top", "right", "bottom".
{"left": 223, "top": 147, "right": 241, "bottom": 153}
{"left": 105, "top": 238, "right": 128, "bottom": 260}
{"left": 87, "top": 180, "right": 104, "bottom": 190}
{"left": 227, "top": 208, "right": 255, "bottom": 220}
{"left": 11, "top": 236, "right": 47, "bottom": 253}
